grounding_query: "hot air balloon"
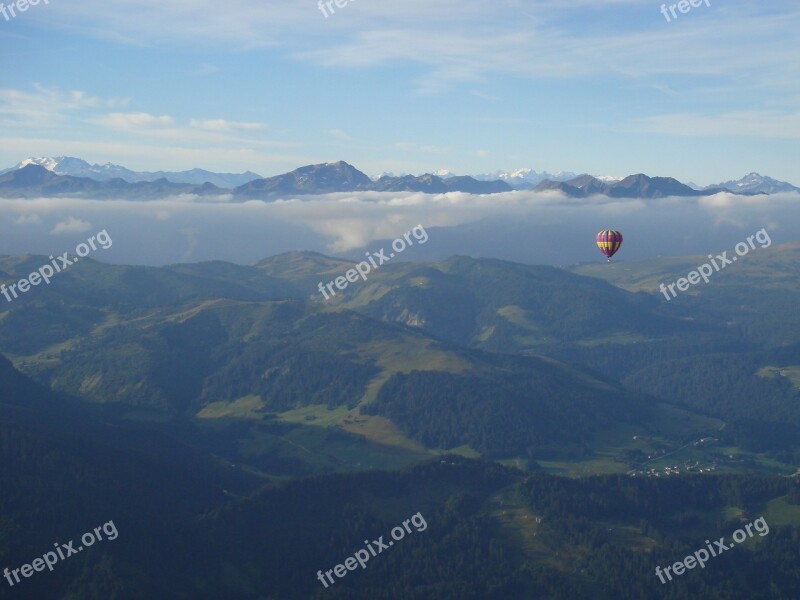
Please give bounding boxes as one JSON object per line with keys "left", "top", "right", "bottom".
{"left": 596, "top": 229, "right": 623, "bottom": 262}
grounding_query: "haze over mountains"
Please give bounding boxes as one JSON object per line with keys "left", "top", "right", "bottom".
{"left": 0, "top": 156, "right": 262, "bottom": 188}
{"left": 3, "top": 227, "right": 800, "bottom": 599}
{"left": 1, "top": 157, "right": 797, "bottom": 199}
{"left": 3, "top": 248, "right": 799, "bottom": 466}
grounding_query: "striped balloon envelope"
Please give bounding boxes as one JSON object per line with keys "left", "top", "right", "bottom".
{"left": 596, "top": 230, "right": 623, "bottom": 262}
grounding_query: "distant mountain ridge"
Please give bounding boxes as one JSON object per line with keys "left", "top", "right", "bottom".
{"left": 1, "top": 156, "right": 262, "bottom": 188}
{"left": 0, "top": 161, "right": 513, "bottom": 199}
{"left": 0, "top": 157, "right": 797, "bottom": 199}
{"left": 534, "top": 173, "right": 734, "bottom": 198}
{"left": 0, "top": 164, "right": 225, "bottom": 199}
{"left": 709, "top": 172, "right": 800, "bottom": 195}
{"left": 234, "top": 161, "right": 374, "bottom": 195}
{"left": 473, "top": 168, "right": 578, "bottom": 189}
{"left": 234, "top": 161, "right": 512, "bottom": 196}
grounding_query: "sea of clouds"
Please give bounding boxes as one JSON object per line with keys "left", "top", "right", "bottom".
{"left": 1, "top": 190, "right": 798, "bottom": 267}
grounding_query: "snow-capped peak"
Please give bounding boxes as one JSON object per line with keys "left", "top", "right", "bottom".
{"left": 711, "top": 172, "right": 799, "bottom": 194}
{"left": 503, "top": 168, "right": 533, "bottom": 179}
{"left": 488, "top": 168, "right": 534, "bottom": 181}
{"left": 17, "top": 157, "right": 61, "bottom": 172}
{"left": 737, "top": 173, "right": 764, "bottom": 186}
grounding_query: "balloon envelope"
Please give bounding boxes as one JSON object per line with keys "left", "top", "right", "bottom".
{"left": 596, "top": 229, "right": 623, "bottom": 259}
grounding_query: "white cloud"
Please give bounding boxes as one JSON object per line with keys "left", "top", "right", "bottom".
{"left": 96, "top": 112, "right": 175, "bottom": 130}
{"left": 189, "top": 119, "right": 265, "bottom": 132}
{"left": 88, "top": 111, "right": 281, "bottom": 147}
{"left": 0, "top": 86, "right": 129, "bottom": 128}
{"left": 31, "top": 1, "right": 799, "bottom": 97}
{"left": 0, "top": 87, "right": 281, "bottom": 159}
{"left": 50, "top": 217, "right": 92, "bottom": 235}
{"left": 628, "top": 110, "right": 800, "bottom": 140}
{"left": 3, "top": 189, "right": 799, "bottom": 267}
{"left": 6, "top": 187, "right": 797, "bottom": 250}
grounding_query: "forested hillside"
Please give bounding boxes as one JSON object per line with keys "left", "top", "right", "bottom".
{"left": 2, "top": 250, "right": 800, "bottom": 598}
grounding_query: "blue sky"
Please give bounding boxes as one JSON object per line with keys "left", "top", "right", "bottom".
{"left": 1, "top": 0, "right": 798, "bottom": 185}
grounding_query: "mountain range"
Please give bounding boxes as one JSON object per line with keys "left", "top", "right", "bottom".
{"left": 0, "top": 163, "right": 226, "bottom": 199}
{"left": 3, "top": 246, "right": 800, "bottom": 467}
{"left": 532, "top": 172, "right": 800, "bottom": 198}
{"left": 0, "top": 162, "right": 512, "bottom": 199}
{"left": 430, "top": 167, "right": 582, "bottom": 189}
{"left": 233, "top": 161, "right": 510, "bottom": 196}
{"left": 0, "top": 156, "right": 262, "bottom": 188}
{"left": 474, "top": 168, "right": 580, "bottom": 188}
{"left": 0, "top": 157, "right": 797, "bottom": 199}
{"left": 532, "top": 173, "right": 733, "bottom": 198}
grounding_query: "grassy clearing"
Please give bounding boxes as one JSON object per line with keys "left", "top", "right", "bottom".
{"left": 445, "top": 444, "right": 481, "bottom": 458}
{"left": 215, "top": 416, "right": 430, "bottom": 476}
{"left": 722, "top": 505, "right": 745, "bottom": 521}
{"left": 339, "top": 413, "right": 433, "bottom": 455}
{"left": 355, "top": 336, "right": 471, "bottom": 407}
{"left": 196, "top": 395, "right": 265, "bottom": 419}
{"left": 275, "top": 333, "right": 475, "bottom": 459}
{"left": 486, "top": 485, "right": 546, "bottom": 558}
{"left": 278, "top": 403, "right": 351, "bottom": 427}
{"left": 277, "top": 404, "right": 433, "bottom": 459}
{"left": 11, "top": 336, "right": 82, "bottom": 370}
{"left": 358, "top": 336, "right": 472, "bottom": 377}
{"left": 497, "top": 305, "right": 541, "bottom": 331}
{"left": 764, "top": 496, "right": 800, "bottom": 527}
{"left": 495, "top": 305, "right": 554, "bottom": 348}
{"left": 757, "top": 365, "right": 800, "bottom": 390}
